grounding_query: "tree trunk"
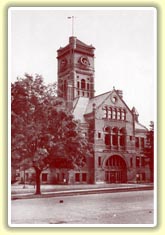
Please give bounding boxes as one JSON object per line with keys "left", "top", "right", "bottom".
{"left": 35, "top": 167, "right": 42, "bottom": 195}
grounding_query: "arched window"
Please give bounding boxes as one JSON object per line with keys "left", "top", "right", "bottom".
{"left": 103, "top": 106, "right": 108, "bottom": 119}
{"left": 108, "top": 107, "right": 112, "bottom": 119}
{"left": 120, "top": 128, "right": 126, "bottom": 146}
{"left": 104, "top": 127, "right": 111, "bottom": 146}
{"left": 121, "top": 109, "right": 126, "bottom": 120}
{"left": 115, "top": 108, "right": 117, "bottom": 119}
{"left": 81, "top": 79, "right": 86, "bottom": 90}
{"left": 112, "top": 127, "right": 118, "bottom": 146}
{"left": 117, "top": 109, "right": 121, "bottom": 120}
{"left": 112, "top": 109, "right": 117, "bottom": 119}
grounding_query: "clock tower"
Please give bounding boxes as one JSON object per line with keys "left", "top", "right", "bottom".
{"left": 57, "top": 36, "right": 95, "bottom": 110}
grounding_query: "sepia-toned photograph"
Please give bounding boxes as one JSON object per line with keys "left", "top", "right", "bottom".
{"left": 8, "top": 7, "right": 157, "bottom": 227}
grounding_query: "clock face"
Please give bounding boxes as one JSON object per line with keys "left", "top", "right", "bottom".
{"left": 80, "top": 56, "right": 90, "bottom": 66}
{"left": 60, "top": 58, "right": 67, "bottom": 70}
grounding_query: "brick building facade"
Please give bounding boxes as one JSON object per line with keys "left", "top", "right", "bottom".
{"left": 17, "top": 36, "right": 151, "bottom": 185}
{"left": 55, "top": 36, "right": 150, "bottom": 184}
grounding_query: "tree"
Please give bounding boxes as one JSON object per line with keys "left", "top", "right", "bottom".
{"left": 11, "top": 74, "right": 92, "bottom": 194}
{"left": 144, "top": 121, "right": 154, "bottom": 182}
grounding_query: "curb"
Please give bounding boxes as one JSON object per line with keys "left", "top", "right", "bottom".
{"left": 11, "top": 185, "right": 153, "bottom": 200}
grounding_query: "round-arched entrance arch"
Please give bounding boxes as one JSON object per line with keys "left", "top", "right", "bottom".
{"left": 105, "top": 155, "right": 127, "bottom": 183}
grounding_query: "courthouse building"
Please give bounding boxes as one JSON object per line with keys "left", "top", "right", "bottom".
{"left": 54, "top": 36, "right": 150, "bottom": 184}
{"left": 18, "top": 36, "right": 151, "bottom": 185}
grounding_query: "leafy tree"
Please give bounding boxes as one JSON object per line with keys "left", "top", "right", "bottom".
{"left": 11, "top": 74, "right": 92, "bottom": 194}
{"left": 144, "top": 121, "right": 154, "bottom": 182}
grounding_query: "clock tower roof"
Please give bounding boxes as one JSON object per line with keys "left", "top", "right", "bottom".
{"left": 75, "top": 37, "right": 95, "bottom": 49}
{"left": 57, "top": 36, "right": 95, "bottom": 58}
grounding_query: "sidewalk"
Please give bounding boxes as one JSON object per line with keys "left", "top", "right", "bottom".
{"left": 11, "top": 183, "right": 154, "bottom": 200}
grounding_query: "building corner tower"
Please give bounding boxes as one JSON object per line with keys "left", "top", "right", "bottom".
{"left": 57, "top": 36, "right": 95, "bottom": 110}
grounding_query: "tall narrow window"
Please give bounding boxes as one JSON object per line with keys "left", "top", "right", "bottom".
{"left": 115, "top": 108, "right": 117, "bottom": 119}
{"left": 112, "top": 127, "right": 118, "bottom": 146}
{"left": 77, "top": 81, "right": 80, "bottom": 88}
{"left": 75, "top": 173, "right": 80, "bottom": 182}
{"left": 82, "top": 173, "right": 87, "bottom": 182}
{"left": 130, "top": 158, "right": 133, "bottom": 167}
{"left": 98, "top": 132, "right": 101, "bottom": 138}
{"left": 112, "top": 109, "right": 116, "bottom": 119}
{"left": 123, "top": 110, "right": 126, "bottom": 120}
{"left": 108, "top": 107, "right": 112, "bottom": 119}
{"left": 121, "top": 110, "right": 124, "bottom": 120}
{"left": 105, "top": 134, "right": 110, "bottom": 145}
{"left": 136, "top": 157, "right": 140, "bottom": 167}
{"left": 98, "top": 156, "right": 101, "bottom": 167}
{"left": 141, "top": 138, "right": 144, "bottom": 148}
{"left": 81, "top": 79, "right": 86, "bottom": 90}
{"left": 135, "top": 137, "right": 139, "bottom": 148}
{"left": 103, "top": 107, "right": 108, "bottom": 119}
{"left": 141, "top": 157, "right": 145, "bottom": 167}
{"left": 120, "top": 128, "right": 126, "bottom": 146}
{"left": 105, "top": 127, "right": 111, "bottom": 146}
{"left": 117, "top": 110, "right": 121, "bottom": 120}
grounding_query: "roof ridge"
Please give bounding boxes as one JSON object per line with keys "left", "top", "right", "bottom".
{"left": 135, "top": 121, "right": 148, "bottom": 130}
{"left": 76, "top": 38, "right": 95, "bottom": 49}
{"left": 91, "top": 90, "right": 112, "bottom": 99}
{"left": 85, "top": 91, "right": 112, "bottom": 114}
{"left": 72, "top": 97, "right": 80, "bottom": 111}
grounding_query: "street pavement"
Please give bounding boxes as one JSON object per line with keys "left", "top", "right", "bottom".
{"left": 10, "top": 190, "right": 155, "bottom": 225}
{"left": 11, "top": 183, "right": 154, "bottom": 200}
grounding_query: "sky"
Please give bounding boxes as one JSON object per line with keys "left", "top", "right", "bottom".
{"left": 9, "top": 7, "right": 156, "bottom": 128}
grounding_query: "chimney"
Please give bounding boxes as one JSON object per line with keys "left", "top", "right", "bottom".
{"left": 132, "top": 107, "right": 139, "bottom": 122}
{"left": 116, "top": 90, "right": 123, "bottom": 99}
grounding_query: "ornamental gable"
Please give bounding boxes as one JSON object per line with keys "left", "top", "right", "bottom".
{"left": 95, "top": 90, "right": 133, "bottom": 122}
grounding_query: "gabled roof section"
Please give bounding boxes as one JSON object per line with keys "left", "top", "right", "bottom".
{"left": 85, "top": 91, "right": 112, "bottom": 115}
{"left": 72, "top": 97, "right": 90, "bottom": 122}
{"left": 135, "top": 122, "right": 148, "bottom": 131}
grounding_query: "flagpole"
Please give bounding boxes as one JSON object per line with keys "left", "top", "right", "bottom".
{"left": 72, "top": 16, "right": 74, "bottom": 36}
{"left": 68, "top": 16, "right": 75, "bottom": 36}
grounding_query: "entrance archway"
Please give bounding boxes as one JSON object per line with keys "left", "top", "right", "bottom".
{"left": 105, "top": 155, "right": 127, "bottom": 183}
